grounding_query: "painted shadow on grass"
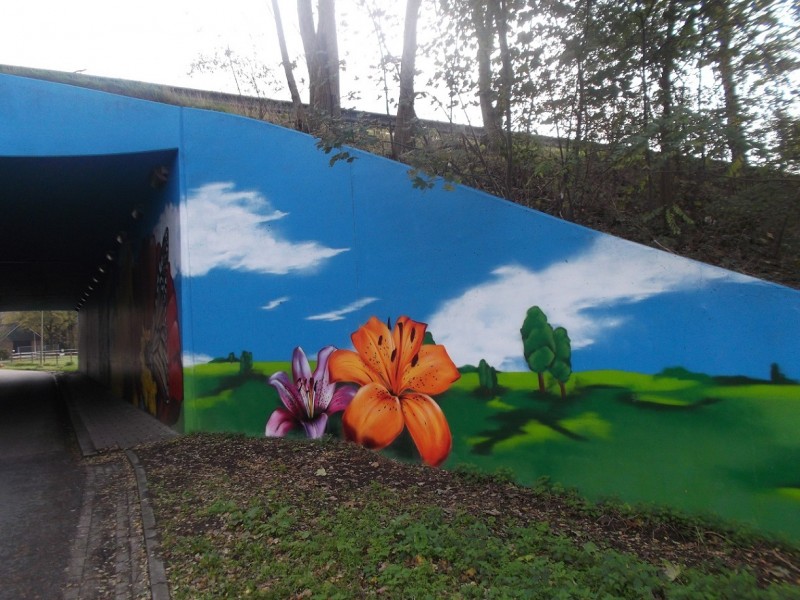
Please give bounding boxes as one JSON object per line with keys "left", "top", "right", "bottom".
{"left": 470, "top": 389, "right": 589, "bottom": 455}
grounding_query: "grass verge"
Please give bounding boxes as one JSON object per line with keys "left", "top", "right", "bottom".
{"left": 137, "top": 434, "right": 800, "bottom": 599}
{"left": 0, "top": 357, "right": 78, "bottom": 372}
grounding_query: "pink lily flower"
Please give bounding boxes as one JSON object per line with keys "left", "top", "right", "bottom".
{"left": 266, "top": 346, "right": 356, "bottom": 439}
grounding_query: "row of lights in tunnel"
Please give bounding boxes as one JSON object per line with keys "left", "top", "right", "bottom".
{"left": 74, "top": 206, "right": 144, "bottom": 313}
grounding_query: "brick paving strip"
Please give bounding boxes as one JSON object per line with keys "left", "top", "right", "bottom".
{"left": 59, "top": 374, "right": 177, "bottom": 600}
{"left": 63, "top": 454, "right": 149, "bottom": 600}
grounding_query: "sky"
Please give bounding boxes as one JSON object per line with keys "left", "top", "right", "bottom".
{"left": 1, "top": 0, "right": 454, "bottom": 121}
{"left": 4, "top": 2, "right": 796, "bottom": 128}
{"left": 170, "top": 163, "right": 800, "bottom": 380}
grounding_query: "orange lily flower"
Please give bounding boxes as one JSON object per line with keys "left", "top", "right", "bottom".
{"left": 328, "top": 316, "right": 460, "bottom": 467}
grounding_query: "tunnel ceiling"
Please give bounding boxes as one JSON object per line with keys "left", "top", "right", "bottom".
{"left": 0, "top": 150, "right": 177, "bottom": 311}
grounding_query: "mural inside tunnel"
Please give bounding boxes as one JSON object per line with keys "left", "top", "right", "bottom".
{"left": 110, "top": 224, "right": 183, "bottom": 426}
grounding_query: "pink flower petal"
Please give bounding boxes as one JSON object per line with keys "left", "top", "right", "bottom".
{"left": 265, "top": 407, "right": 297, "bottom": 437}
{"left": 301, "top": 414, "right": 329, "bottom": 439}
{"left": 268, "top": 371, "right": 304, "bottom": 417}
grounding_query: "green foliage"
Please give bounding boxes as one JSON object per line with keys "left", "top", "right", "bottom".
{"left": 407, "top": 167, "right": 437, "bottom": 190}
{"left": 772, "top": 111, "right": 800, "bottom": 171}
{"left": 313, "top": 115, "right": 382, "bottom": 167}
{"left": 642, "top": 203, "right": 696, "bottom": 236}
{"left": 403, "top": 163, "right": 460, "bottom": 192}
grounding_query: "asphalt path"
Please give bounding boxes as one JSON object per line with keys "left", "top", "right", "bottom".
{"left": 0, "top": 370, "right": 85, "bottom": 600}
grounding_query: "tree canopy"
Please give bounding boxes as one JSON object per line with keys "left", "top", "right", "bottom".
{"left": 192, "top": 0, "right": 799, "bottom": 286}
{"left": 1, "top": 311, "right": 78, "bottom": 350}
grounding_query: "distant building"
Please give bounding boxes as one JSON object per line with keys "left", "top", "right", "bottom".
{"left": 0, "top": 323, "right": 38, "bottom": 355}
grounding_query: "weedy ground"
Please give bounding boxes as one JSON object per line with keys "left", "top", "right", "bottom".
{"left": 136, "top": 433, "right": 800, "bottom": 599}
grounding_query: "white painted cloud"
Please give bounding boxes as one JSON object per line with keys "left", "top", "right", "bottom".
{"left": 182, "top": 352, "right": 214, "bottom": 367}
{"left": 182, "top": 182, "right": 348, "bottom": 277}
{"left": 306, "top": 297, "right": 379, "bottom": 322}
{"left": 427, "top": 236, "right": 752, "bottom": 370}
{"left": 262, "top": 296, "right": 291, "bottom": 310}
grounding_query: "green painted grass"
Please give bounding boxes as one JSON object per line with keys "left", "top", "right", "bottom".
{"left": 182, "top": 362, "right": 285, "bottom": 435}
{"left": 183, "top": 363, "right": 800, "bottom": 542}
{"left": 440, "top": 370, "right": 800, "bottom": 543}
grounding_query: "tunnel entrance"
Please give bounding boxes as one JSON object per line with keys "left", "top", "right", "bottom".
{"left": 0, "top": 149, "right": 178, "bottom": 312}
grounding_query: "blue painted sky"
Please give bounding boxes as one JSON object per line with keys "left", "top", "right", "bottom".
{"left": 175, "top": 129, "right": 800, "bottom": 381}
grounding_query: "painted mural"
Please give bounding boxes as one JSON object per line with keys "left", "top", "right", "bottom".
{"left": 176, "top": 110, "right": 800, "bottom": 543}
{"left": 258, "top": 316, "right": 489, "bottom": 467}
{"left": 142, "top": 228, "right": 183, "bottom": 424}
{"left": 109, "top": 222, "right": 183, "bottom": 426}
{"left": 2, "top": 74, "right": 795, "bottom": 544}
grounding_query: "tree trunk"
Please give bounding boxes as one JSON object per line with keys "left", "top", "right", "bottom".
{"left": 537, "top": 372, "right": 545, "bottom": 393}
{"left": 471, "top": 3, "right": 503, "bottom": 146}
{"left": 297, "top": 0, "right": 340, "bottom": 118}
{"left": 637, "top": 1, "right": 655, "bottom": 207}
{"left": 494, "top": 0, "right": 515, "bottom": 197}
{"left": 575, "top": 61, "right": 585, "bottom": 147}
{"left": 272, "top": 0, "right": 307, "bottom": 132}
{"left": 714, "top": 3, "right": 747, "bottom": 166}
{"left": 317, "top": 0, "right": 340, "bottom": 117}
{"left": 657, "top": 0, "right": 679, "bottom": 210}
{"left": 393, "top": 0, "right": 423, "bottom": 158}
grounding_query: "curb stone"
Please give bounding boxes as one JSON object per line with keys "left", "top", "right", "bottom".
{"left": 54, "top": 373, "right": 97, "bottom": 457}
{"left": 125, "top": 450, "right": 171, "bottom": 600}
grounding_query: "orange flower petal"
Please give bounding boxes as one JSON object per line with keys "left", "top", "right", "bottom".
{"left": 400, "top": 344, "right": 461, "bottom": 396}
{"left": 351, "top": 316, "right": 397, "bottom": 389}
{"left": 392, "top": 316, "right": 426, "bottom": 379}
{"left": 328, "top": 349, "right": 377, "bottom": 387}
{"left": 400, "top": 393, "right": 452, "bottom": 467}
{"left": 342, "top": 383, "right": 404, "bottom": 450}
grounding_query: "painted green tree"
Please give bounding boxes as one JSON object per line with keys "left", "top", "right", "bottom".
{"left": 550, "top": 327, "right": 572, "bottom": 399}
{"left": 520, "top": 306, "right": 572, "bottom": 397}
{"left": 239, "top": 350, "right": 253, "bottom": 375}
{"left": 521, "top": 306, "right": 556, "bottom": 393}
{"left": 477, "top": 358, "right": 499, "bottom": 394}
